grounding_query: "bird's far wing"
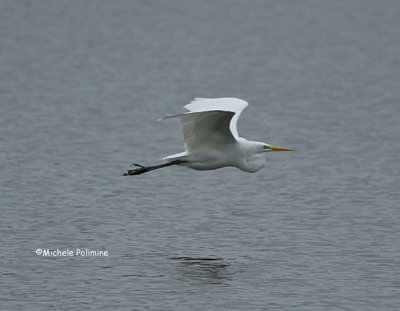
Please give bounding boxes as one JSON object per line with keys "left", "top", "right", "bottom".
{"left": 183, "top": 98, "right": 248, "bottom": 138}
{"left": 161, "top": 110, "right": 236, "bottom": 152}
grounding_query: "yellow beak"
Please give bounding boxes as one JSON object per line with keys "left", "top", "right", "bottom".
{"left": 264, "top": 145, "right": 295, "bottom": 151}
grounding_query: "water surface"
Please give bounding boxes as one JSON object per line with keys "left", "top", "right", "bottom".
{"left": 1, "top": 1, "right": 399, "bottom": 310}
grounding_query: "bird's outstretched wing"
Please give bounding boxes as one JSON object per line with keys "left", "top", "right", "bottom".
{"left": 162, "top": 110, "right": 235, "bottom": 152}
{"left": 184, "top": 98, "right": 248, "bottom": 139}
{"left": 161, "top": 98, "right": 248, "bottom": 152}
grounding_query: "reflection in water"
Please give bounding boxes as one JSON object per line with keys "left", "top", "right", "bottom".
{"left": 171, "top": 257, "right": 231, "bottom": 284}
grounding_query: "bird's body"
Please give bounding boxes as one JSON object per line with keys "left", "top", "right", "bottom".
{"left": 167, "top": 138, "right": 266, "bottom": 172}
{"left": 124, "top": 98, "right": 294, "bottom": 176}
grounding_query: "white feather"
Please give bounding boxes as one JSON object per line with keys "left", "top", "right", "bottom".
{"left": 183, "top": 98, "right": 248, "bottom": 138}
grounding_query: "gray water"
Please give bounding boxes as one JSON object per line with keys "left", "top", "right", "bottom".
{"left": 1, "top": 1, "right": 399, "bottom": 310}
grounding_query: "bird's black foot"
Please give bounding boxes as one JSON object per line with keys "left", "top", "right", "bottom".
{"left": 130, "top": 163, "right": 144, "bottom": 168}
{"left": 124, "top": 163, "right": 149, "bottom": 176}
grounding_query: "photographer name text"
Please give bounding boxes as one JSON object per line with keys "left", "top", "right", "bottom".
{"left": 36, "top": 248, "right": 108, "bottom": 257}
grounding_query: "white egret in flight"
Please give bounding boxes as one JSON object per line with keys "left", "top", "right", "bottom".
{"left": 124, "top": 98, "right": 294, "bottom": 176}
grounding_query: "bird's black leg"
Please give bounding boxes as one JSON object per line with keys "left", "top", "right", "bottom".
{"left": 123, "top": 160, "right": 185, "bottom": 176}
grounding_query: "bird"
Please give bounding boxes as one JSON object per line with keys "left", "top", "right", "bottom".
{"left": 124, "top": 98, "right": 294, "bottom": 176}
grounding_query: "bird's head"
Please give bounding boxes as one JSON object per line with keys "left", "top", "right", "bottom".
{"left": 242, "top": 141, "right": 295, "bottom": 172}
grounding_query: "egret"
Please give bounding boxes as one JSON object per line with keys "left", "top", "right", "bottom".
{"left": 124, "top": 98, "right": 294, "bottom": 176}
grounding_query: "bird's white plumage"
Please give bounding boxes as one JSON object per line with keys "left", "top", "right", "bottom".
{"left": 184, "top": 98, "right": 248, "bottom": 139}
{"left": 159, "top": 98, "right": 294, "bottom": 172}
{"left": 162, "top": 110, "right": 235, "bottom": 152}
{"left": 161, "top": 98, "right": 248, "bottom": 163}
